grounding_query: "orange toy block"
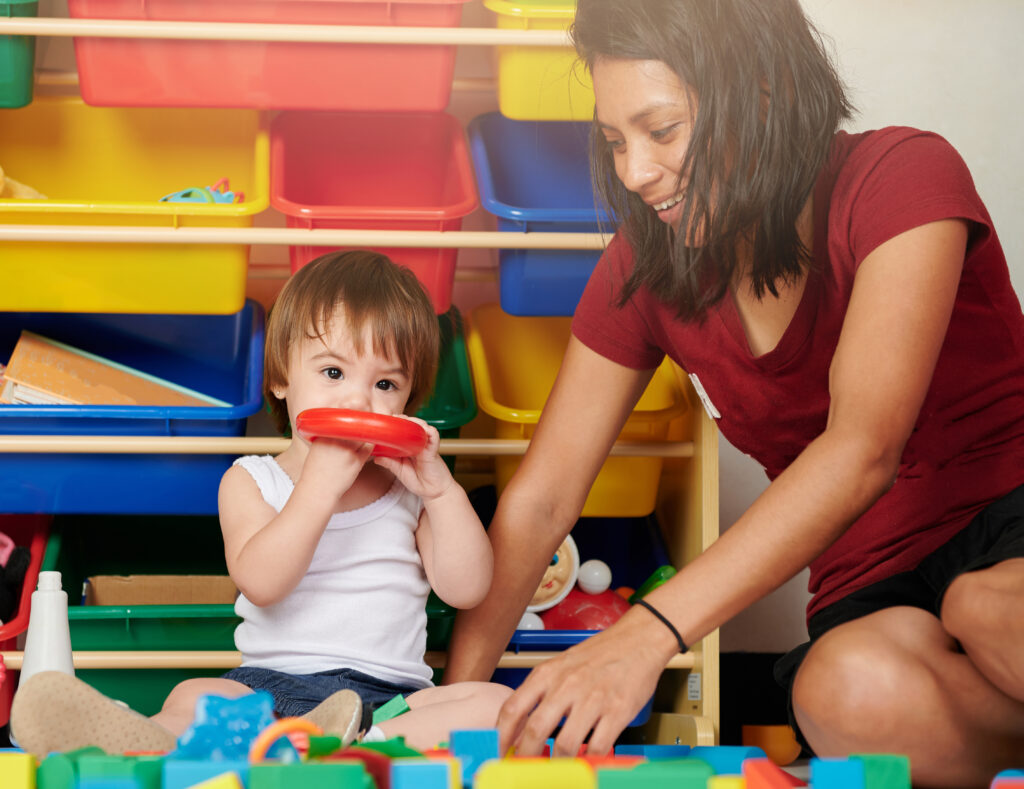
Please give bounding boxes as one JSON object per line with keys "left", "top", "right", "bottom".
{"left": 744, "top": 758, "right": 807, "bottom": 787}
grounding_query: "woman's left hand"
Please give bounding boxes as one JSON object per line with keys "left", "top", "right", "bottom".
{"left": 497, "top": 607, "right": 677, "bottom": 757}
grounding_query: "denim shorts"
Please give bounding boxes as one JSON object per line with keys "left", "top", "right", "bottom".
{"left": 222, "top": 665, "right": 424, "bottom": 731}
{"left": 774, "top": 481, "right": 1024, "bottom": 755}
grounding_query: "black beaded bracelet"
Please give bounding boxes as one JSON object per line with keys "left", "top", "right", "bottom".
{"left": 635, "top": 598, "right": 688, "bottom": 654}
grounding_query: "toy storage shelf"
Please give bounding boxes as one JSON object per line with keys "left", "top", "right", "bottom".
{"left": 0, "top": 17, "right": 721, "bottom": 746}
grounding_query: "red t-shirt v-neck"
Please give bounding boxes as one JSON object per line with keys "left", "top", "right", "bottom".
{"left": 572, "top": 127, "right": 1024, "bottom": 619}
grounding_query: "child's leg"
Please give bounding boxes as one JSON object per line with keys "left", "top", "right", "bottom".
{"left": 10, "top": 671, "right": 178, "bottom": 758}
{"left": 377, "top": 682, "right": 513, "bottom": 751}
{"left": 150, "top": 677, "right": 253, "bottom": 736}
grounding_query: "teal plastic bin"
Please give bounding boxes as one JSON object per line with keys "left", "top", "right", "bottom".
{"left": 0, "top": 0, "right": 36, "bottom": 108}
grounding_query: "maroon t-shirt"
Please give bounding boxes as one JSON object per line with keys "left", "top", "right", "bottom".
{"left": 572, "top": 127, "right": 1024, "bottom": 619}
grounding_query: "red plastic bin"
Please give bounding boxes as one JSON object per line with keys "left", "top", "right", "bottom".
{"left": 66, "top": 0, "right": 470, "bottom": 111}
{"left": 0, "top": 515, "right": 50, "bottom": 728}
{"left": 271, "top": 111, "right": 478, "bottom": 314}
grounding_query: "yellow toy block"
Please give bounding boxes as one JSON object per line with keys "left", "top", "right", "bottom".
{"left": 0, "top": 752, "right": 36, "bottom": 789}
{"left": 475, "top": 757, "right": 595, "bottom": 789}
{"left": 187, "top": 772, "right": 245, "bottom": 789}
{"left": 709, "top": 777, "right": 747, "bottom": 789}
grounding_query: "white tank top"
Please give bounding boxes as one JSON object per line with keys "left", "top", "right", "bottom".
{"left": 231, "top": 455, "right": 433, "bottom": 688}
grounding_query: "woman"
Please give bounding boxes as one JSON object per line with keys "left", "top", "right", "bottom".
{"left": 444, "top": 0, "right": 1024, "bottom": 785}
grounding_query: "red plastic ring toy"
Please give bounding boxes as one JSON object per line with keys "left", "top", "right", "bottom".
{"left": 294, "top": 408, "right": 429, "bottom": 458}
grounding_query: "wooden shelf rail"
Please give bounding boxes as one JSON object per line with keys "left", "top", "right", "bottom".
{"left": 0, "top": 435, "right": 694, "bottom": 458}
{"left": 0, "top": 650, "right": 697, "bottom": 671}
{"left": 0, "top": 19, "right": 572, "bottom": 46}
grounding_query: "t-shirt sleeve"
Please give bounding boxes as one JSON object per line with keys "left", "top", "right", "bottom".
{"left": 571, "top": 231, "right": 665, "bottom": 370}
{"left": 841, "top": 128, "right": 990, "bottom": 265}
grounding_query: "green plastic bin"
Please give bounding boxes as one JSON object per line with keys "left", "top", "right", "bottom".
{"left": 0, "top": 0, "right": 36, "bottom": 109}
{"left": 43, "top": 515, "right": 457, "bottom": 715}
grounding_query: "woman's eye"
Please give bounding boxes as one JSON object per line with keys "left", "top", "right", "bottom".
{"left": 604, "top": 137, "right": 624, "bottom": 150}
{"left": 323, "top": 367, "right": 342, "bottom": 380}
{"left": 651, "top": 124, "right": 679, "bottom": 141}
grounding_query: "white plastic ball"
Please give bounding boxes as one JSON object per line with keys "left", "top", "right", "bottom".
{"left": 517, "top": 612, "right": 545, "bottom": 630}
{"left": 577, "top": 559, "right": 612, "bottom": 595}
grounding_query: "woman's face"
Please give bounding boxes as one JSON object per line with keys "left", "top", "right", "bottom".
{"left": 593, "top": 57, "right": 696, "bottom": 230}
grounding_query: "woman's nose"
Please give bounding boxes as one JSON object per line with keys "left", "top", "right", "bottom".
{"left": 618, "top": 142, "right": 660, "bottom": 194}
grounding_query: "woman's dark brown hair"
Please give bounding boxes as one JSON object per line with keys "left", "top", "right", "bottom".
{"left": 264, "top": 250, "right": 440, "bottom": 435}
{"left": 571, "top": 0, "right": 854, "bottom": 320}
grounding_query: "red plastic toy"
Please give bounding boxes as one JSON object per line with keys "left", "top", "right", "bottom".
{"left": 294, "top": 408, "right": 429, "bottom": 458}
{"left": 539, "top": 587, "right": 631, "bottom": 630}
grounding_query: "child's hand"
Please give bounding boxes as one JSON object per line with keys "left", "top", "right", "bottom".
{"left": 373, "top": 416, "right": 453, "bottom": 501}
{"left": 302, "top": 435, "right": 374, "bottom": 500}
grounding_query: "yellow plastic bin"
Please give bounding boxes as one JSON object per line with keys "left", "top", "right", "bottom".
{"left": 483, "top": 0, "right": 594, "bottom": 121}
{"left": 0, "top": 97, "right": 268, "bottom": 314}
{"left": 467, "top": 304, "right": 688, "bottom": 517}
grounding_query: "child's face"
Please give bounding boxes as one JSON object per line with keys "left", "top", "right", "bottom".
{"left": 280, "top": 305, "right": 413, "bottom": 433}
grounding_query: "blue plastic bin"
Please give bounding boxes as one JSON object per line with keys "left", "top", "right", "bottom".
{"left": 495, "top": 515, "right": 672, "bottom": 727}
{"left": 0, "top": 301, "right": 264, "bottom": 514}
{"left": 468, "top": 112, "right": 610, "bottom": 316}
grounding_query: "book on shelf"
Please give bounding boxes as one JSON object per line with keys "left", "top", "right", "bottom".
{"left": 0, "top": 330, "right": 230, "bottom": 408}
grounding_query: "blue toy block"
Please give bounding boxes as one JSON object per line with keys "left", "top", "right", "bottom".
{"left": 852, "top": 754, "right": 910, "bottom": 788}
{"left": 163, "top": 758, "right": 250, "bottom": 789}
{"left": 449, "top": 729, "right": 499, "bottom": 786}
{"left": 690, "top": 745, "right": 768, "bottom": 775}
{"left": 810, "top": 757, "right": 866, "bottom": 789}
{"left": 391, "top": 758, "right": 455, "bottom": 789}
{"left": 996, "top": 771, "right": 1024, "bottom": 778}
{"left": 613, "top": 744, "right": 692, "bottom": 760}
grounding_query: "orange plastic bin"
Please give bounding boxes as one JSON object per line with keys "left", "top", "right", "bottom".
{"left": 271, "top": 112, "right": 479, "bottom": 314}
{"left": 67, "top": 0, "right": 471, "bottom": 111}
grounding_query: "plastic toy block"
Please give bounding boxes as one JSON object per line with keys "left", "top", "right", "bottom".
{"left": 372, "top": 694, "right": 411, "bottom": 726}
{"left": 391, "top": 758, "right": 460, "bottom": 789}
{"left": 0, "top": 752, "right": 36, "bottom": 789}
{"left": 852, "top": 755, "right": 909, "bottom": 789}
{"left": 328, "top": 749, "right": 391, "bottom": 789}
{"left": 357, "top": 738, "right": 424, "bottom": 759}
{"left": 163, "top": 759, "right": 250, "bottom": 789}
{"left": 597, "top": 759, "right": 714, "bottom": 788}
{"left": 809, "top": 757, "right": 865, "bottom": 789}
{"left": 77, "top": 755, "right": 163, "bottom": 789}
{"left": 743, "top": 757, "right": 806, "bottom": 787}
{"left": 581, "top": 755, "right": 644, "bottom": 771}
{"left": 184, "top": 774, "right": 244, "bottom": 789}
{"left": 614, "top": 744, "right": 692, "bottom": 760}
{"left": 475, "top": 757, "right": 596, "bottom": 789}
{"left": 449, "top": 729, "right": 499, "bottom": 786}
{"left": 708, "top": 778, "right": 747, "bottom": 789}
{"left": 690, "top": 746, "right": 768, "bottom": 776}
{"left": 37, "top": 747, "right": 107, "bottom": 789}
{"left": 992, "top": 781, "right": 1024, "bottom": 789}
{"left": 249, "top": 761, "right": 373, "bottom": 789}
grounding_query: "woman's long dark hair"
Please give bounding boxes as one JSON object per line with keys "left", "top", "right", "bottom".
{"left": 571, "top": 0, "right": 854, "bottom": 320}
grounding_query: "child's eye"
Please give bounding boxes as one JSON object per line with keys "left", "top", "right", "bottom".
{"left": 375, "top": 379, "right": 397, "bottom": 391}
{"left": 322, "top": 367, "right": 342, "bottom": 380}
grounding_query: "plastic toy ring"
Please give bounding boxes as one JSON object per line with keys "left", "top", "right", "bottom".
{"left": 295, "top": 408, "right": 429, "bottom": 458}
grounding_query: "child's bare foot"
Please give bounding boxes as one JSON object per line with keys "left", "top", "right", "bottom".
{"left": 10, "top": 671, "right": 177, "bottom": 758}
{"left": 301, "top": 688, "right": 362, "bottom": 746}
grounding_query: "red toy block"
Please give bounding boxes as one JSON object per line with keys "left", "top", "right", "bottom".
{"left": 325, "top": 748, "right": 391, "bottom": 789}
{"left": 744, "top": 757, "right": 807, "bottom": 787}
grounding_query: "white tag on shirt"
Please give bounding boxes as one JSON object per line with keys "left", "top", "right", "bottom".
{"left": 688, "top": 373, "right": 721, "bottom": 420}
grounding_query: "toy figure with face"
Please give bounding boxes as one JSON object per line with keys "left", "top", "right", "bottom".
{"left": 527, "top": 534, "right": 579, "bottom": 612}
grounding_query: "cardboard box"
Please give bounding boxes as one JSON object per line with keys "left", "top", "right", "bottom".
{"left": 83, "top": 575, "right": 237, "bottom": 606}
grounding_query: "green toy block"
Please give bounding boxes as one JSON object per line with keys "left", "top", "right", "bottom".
{"left": 372, "top": 693, "right": 411, "bottom": 725}
{"left": 249, "top": 761, "right": 373, "bottom": 789}
{"left": 37, "top": 747, "right": 106, "bottom": 789}
{"left": 357, "top": 737, "right": 424, "bottom": 758}
{"left": 307, "top": 735, "right": 344, "bottom": 758}
{"left": 598, "top": 759, "right": 714, "bottom": 788}
{"left": 0, "top": 752, "right": 35, "bottom": 789}
{"left": 78, "top": 754, "right": 163, "bottom": 789}
{"left": 853, "top": 754, "right": 911, "bottom": 789}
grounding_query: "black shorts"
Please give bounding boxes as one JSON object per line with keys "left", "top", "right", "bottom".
{"left": 773, "top": 481, "right": 1024, "bottom": 755}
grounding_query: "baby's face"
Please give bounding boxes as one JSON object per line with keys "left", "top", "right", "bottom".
{"left": 281, "top": 305, "right": 412, "bottom": 432}
{"left": 530, "top": 540, "right": 575, "bottom": 609}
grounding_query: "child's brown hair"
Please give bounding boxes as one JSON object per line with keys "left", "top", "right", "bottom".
{"left": 264, "top": 250, "right": 440, "bottom": 435}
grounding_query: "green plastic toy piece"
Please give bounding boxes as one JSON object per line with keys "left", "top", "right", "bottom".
{"left": 37, "top": 747, "right": 106, "bottom": 789}
{"left": 355, "top": 736, "right": 424, "bottom": 758}
{"left": 249, "top": 761, "right": 373, "bottom": 789}
{"left": 306, "top": 735, "right": 344, "bottom": 758}
{"left": 854, "top": 754, "right": 912, "bottom": 789}
{"left": 371, "top": 693, "right": 411, "bottom": 725}
{"left": 628, "top": 565, "right": 677, "bottom": 604}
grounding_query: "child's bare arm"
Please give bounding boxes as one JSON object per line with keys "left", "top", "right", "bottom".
{"left": 220, "top": 440, "right": 371, "bottom": 605}
{"left": 374, "top": 419, "right": 493, "bottom": 608}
